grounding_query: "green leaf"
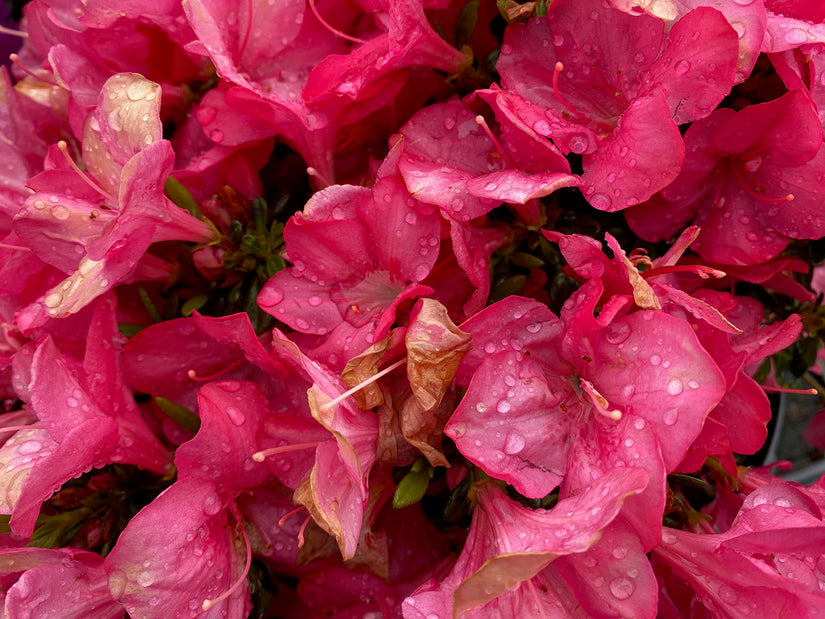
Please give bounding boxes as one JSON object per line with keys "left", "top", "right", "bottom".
{"left": 454, "top": 1, "right": 479, "bottom": 49}
{"left": 265, "top": 254, "right": 286, "bottom": 277}
{"left": 155, "top": 397, "right": 201, "bottom": 434}
{"left": 490, "top": 275, "right": 527, "bottom": 302}
{"left": 509, "top": 251, "right": 545, "bottom": 269}
{"left": 181, "top": 294, "right": 208, "bottom": 317}
{"left": 164, "top": 176, "right": 203, "bottom": 219}
{"left": 138, "top": 288, "right": 163, "bottom": 324}
{"left": 393, "top": 465, "right": 433, "bottom": 509}
{"left": 29, "top": 510, "right": 89, "bottom": 549}
{"left": 240, "top": 234, "right": 264, "bottom": 255}
{"left": 118, "top": 323, "right": 144, "bottom": 338}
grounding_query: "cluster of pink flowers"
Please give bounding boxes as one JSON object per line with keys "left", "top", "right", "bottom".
{"left": 2, "top": 0, "right": 825, "bottom": 616}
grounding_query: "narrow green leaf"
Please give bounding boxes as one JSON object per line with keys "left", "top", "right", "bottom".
{"left": 509, "top": 251, "right": 545, "bottom": 269}
{"left": 454, "top": 0, "right": 479, "bottom": 49}
{"left": 118, "top": 323, "right": 144, "bottom": 338}
{"left": 181, "top": 294, "right": 208, "bottom": 317}
{"left": 155, "top": 397, "right": 201, "bottom": 433}
{"left": 393, "top": 467, "right": 432, "bottom": 508}
{"left": 164, "top": 176, "right": 203, "bottom": 219}
{"left": 138, "top": 288, "right": 163, "bottom": 324}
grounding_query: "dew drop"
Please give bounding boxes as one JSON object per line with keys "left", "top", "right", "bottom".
{"left": 126, "top": 80, "right": 154, "bottom": 101}
{"left": 666, "top": 378, "right": 683, "bottom": 395}
{"left": 609, "top": 577, "right": 635, "bottom": 600}
{"left": 663, "top": 408, "right": 679, "bottom": 426}
{"left": 295, "top": 318, "right": 310, "bottom": 330}
{"left": 210, "top": 129, "right": 224, "bottom": 143}
{"left": 589, "top": 193, "right": 611, "bottom": 210}
{"left": 674, "top": 60, "right": 690, "bottom": 75}
{"left": 503, "top": 433, "right": 525, "bottom": 454}
{"left": 225, "top": 406, "right": 245, "bottom": 426}
{"left": 258, "top": 287, "right": 284, "bottom": 307}
{"left": 136, "top": 571, "right": 155, "bottom": 587}
{"left": 612, "top": 546, "right": 628, "bottom": 560}
{"left": 785, "top": 28, "right": 808, "bottom": 45}
{"left": 496, "top": 400, "right": 511, "bottom": 414}
{"left": 50, "top": 205, "right": 70, "bottom": 220}
{"left": 18, "top": 440, "right": 42, "bottom": 455}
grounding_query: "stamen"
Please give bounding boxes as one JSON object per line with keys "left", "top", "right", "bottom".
{"left": 237, "top": 0, "right": 253, "bottom": 63}
{"left": 308, "top": 0, "right": 368, "bottom": 45}
{"left": 56, "top": 141, "right": 116, "bottom": 204}
{"left": 0, "top": 424, "right": 40, "bottom": 434}
{"left": 202, "top": 517, "right": 252, "bottom": 611}
{"left": 731, "top": 163, "right": 793, "bottom": 203}
{"left": 306, "top": 166, "right": 333, "bottom": 188}
{"left": 761, "top": 384, "right": 818, "bottom": 395}
{"left": 0, "top": 24, "right": 28, "bottom": 38}
{"left": 319, "top": 357, "right": 406, "bottom": 413}
{"left": 474, "top": 115, "right": 514, "bottom": 168}
{"left": 186, "top": 357, "right": 246, "bottom": 382}
{"left": 0, "top": 243, "right": 32, "bottom": 252}
{"left": 579, "top": 378, "right": 622, "bottom": 421}
{"left": 278, "top": 505, "right": 307, "bottom": 527}
{"left": 643, "top": 265, "right": 726, "bottom": 280}
{"left": 552, "top": 62, "right": 593, "bottom": 125}
{"left": 296, "top": 514, "right": 311, "bottom": 548}
{"left": 252, "top": 441, "right": 319, "bottom": 462}
{"left": 9, "top": 54, "right": 57, "bottom": 86}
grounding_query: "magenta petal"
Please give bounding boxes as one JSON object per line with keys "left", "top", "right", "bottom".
{"left": 581, "top": 92, "right": 684, "bottom": 211}
{"left": 445, "top": 352, "right": 568, "bottom": 498}
{"left": 105, "top": 477, "right": 250, "bottom": 618}
{"left": 9, "top": 419, "right": 118, "bottom": 537}
{"left": 547, "top": 518, "right": 657, "bottom": 619}
{"left": 1, "top": 548, "right": 122, "bottom": 619}
{"left": 640, "top": 7, "right": 738, "bottom": 124}
{"left": 176, "top": 380, "right": 272, "bottom": 491}
{"left": 361, "top": 175, "right": 441, "bottom": 283}
{"left": 591, "top": 311, "right": 726, "bottom": 471}
{"left": 258, "top": 270, "right": 342, "bottom": 335}
{"left": 456, "top": 296, "right": 562, "bottom": 387}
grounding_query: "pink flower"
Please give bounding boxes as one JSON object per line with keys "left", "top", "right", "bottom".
{"left": 257, "top": 148, "right": 441, "bottom": 369}
{"left": 627, "top": 89, "right": 825, "bottom": 265}
{"left": 496, "top": 2, "right": 739, "bottom": 211}
{"left": 13, "top": 73, "right": 216, "bottom": 330}
{"left": 403, "top": 468, "right": 650, "bottom": 617}
{"left": 0, "top": 547, "right": 123, "bottom": 618}
{"left": 654, "top": 480, "right": 825, "bottom": 616}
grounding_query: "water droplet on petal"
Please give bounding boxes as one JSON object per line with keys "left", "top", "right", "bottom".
{"left": 785, "top": 29, "right": 808, "bottom": 45}
{"left": 663, "top": 408, "right": 679, "bottom": 426}
{"left": 136, "top": 571, "right": 155, "bottom": 587}
{"left": 674, "top": 60, "right": 690, "bottom": 75}
{"left": 589, "top": 193, "right": 611, "bottom": 210}
{"left": 225, "top": 406, "right": 245, "bottom": 426}
{"left": 497, "top": 400, "right": 511, "bottom": 414}
{"left": 609, "top": 577, "right": 635, "bottom": 600}
{"left": 504, "top": 433, "right": 525, "bottom": 454}
{"left": 667, "top": 378, "right": 683, "bottom": 395}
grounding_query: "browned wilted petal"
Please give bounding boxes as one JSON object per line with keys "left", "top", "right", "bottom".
{"left": 406, "top": 299, "right": 472, "bottom": 413}
{"left": 341, "top": 329, "right": 407, "bottom": 411}
{"left": 401, "top": 300, "right": 472, "bottom": 466}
